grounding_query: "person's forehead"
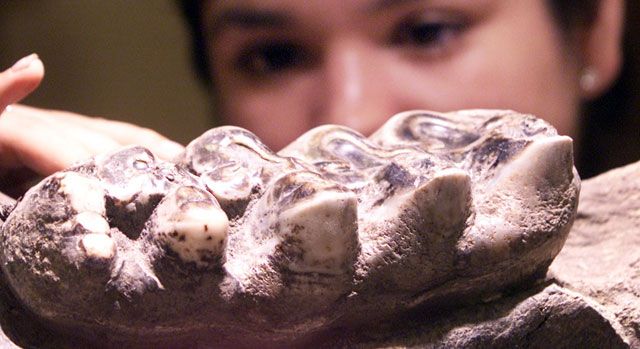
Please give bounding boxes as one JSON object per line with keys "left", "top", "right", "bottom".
{"left": 207, "top": 0, "right": 502, "bottom": 16}
{"left": 204, "top": 0, "right": 500, "bottom": 33}
{"left": 203, "top": 0, "right": 372, "bottom": 35}
{"left": 209, "top": 0, "right": 378, "bottom": 12}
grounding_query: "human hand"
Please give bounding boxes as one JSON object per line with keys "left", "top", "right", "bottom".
{"left": 0, "top": 54, "right": 185, "bottom": 197}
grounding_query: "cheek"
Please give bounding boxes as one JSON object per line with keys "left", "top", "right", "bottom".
{"left": 217, "top": 77, "right": 316, "bottom": 151}
{"left": 390, "top": 2, "right": 581, "bottom": 138}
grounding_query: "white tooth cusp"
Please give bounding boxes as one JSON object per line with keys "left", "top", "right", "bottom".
{"left": 152, "top": 186, "right": 229, "bottom": 267}
{"left": 80, "top": 233, "right": 116, "bottom": 260}
{"left": 0, "top": 110, "right": 579, "bottom": 346}
{"left": 59, "top": 172, "right": 106, "bottom": 215}
{"left": 74, "top": 211, "right": 110, "bottom": 235}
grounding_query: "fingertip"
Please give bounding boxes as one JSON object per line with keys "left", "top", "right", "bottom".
{"left": 24, "top": 55, "right": 45, "bottom": 82}
{"left": 7, "top": 54, "right": 44, "bottom": 84}
{"left": 14, "top": 54, "right": 45, "bottom": 92}
{"left": 1, "top": 54, "right": 45, "bottom": 110}
{"left": 9, "top": 54, "right": 37, "bottom": 71}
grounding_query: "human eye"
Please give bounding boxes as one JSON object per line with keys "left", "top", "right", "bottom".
{"left": 235, "top": 40, "right": 311, "bottom": 77}
{"left": 390, "top": 12, "right": 465, "bottom": 55}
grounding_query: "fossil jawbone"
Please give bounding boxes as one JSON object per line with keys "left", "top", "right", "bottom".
{"left": 0, "top": 110, "right": 579, "bottom": 345}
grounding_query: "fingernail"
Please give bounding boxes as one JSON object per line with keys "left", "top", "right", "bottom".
{"left": 10, "top": 53, "right": 39, "bottom": 72}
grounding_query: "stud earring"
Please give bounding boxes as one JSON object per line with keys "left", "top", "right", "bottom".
{"left": 2, "top": 105, "right": 13, "bottom": 115}
{"left": 580, "top": 67, "right": 598, "bottom": 93}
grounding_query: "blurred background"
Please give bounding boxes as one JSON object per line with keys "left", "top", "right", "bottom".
{"left": 0, "top": 0, "right": 212, "bottom": 145}
{"left": 1, "top": 0, "right": 638, "bottom": 167}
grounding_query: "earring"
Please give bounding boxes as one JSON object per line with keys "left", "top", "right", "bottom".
{"left": 1, "top": 105, "right": 13, "bottom": 115}
{"left": 580, "top": 67, "right": 598, "bottom": 93}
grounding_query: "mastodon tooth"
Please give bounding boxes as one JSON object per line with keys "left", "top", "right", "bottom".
{"left": 0, "top": 110, "right": 579, "bottom": 345}
{"left": 225, "top": 171, "right": 358, "bottom": 303}
{"left": 357, "top": 168, "right": 472, "bottom": 291}
{"left": 147, "top": 185, "right": 229, "bottom": 268}
{"left": 456, "top": 135, "right": 578, "bottom": 274}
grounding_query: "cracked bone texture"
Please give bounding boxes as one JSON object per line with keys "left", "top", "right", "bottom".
{"left": 0, "top": 110, "right": 579, "bottom": 345}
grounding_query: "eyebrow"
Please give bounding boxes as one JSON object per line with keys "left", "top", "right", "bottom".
{"left": 207, "top": 7, "right": 294, "bottom": 35}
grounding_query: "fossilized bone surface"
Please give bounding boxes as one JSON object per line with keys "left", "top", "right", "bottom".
{"left": 0, "top": 110, "right": 579, "bottom": 346}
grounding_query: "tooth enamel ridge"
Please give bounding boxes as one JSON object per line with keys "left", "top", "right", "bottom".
{"left": 0, "top": 110, "right": 579, "bottom": 344}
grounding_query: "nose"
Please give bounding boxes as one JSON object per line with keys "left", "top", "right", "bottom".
{"left": 313, "top": 38, "right": 395, "bottom": 137}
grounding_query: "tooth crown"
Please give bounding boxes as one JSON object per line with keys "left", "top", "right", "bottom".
{"left": 0, "top": 110, "right": 579, "bottom": 344}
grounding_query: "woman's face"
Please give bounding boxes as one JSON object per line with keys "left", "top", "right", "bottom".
{"left": 203, "top": 0, "right": 582, "bottom": 150}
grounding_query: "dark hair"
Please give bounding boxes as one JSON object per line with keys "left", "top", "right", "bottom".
{"left": 577, "top": 2, "right": 640, "bottom": 178}
{"left": 177, "top": 0, "right": 639, "bottom": 178}
{"left": 546, "top": 0, "right": 640, "bottom": 178}
{"left": 178, "top": 0, "right": 210, "bottom": 87}
{"left": 546, "top": 0, "right": 600, "bottom": 31}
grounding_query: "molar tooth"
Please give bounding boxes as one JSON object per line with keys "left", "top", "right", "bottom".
{"left": 278, "top": 187, "right": 358, "bottom": 275}
{"left": 74, "top": 211, "right": 110, "bottom": 235}
{"left": 201, "top": 170, "right": 254, "bottom": 213}
{"left": 490, "top": 136, "right": 575, "bottom": 193}
{"left": 414, "top": 169, "right": 472, "bottom": 235}
{"left": 80, "top": 233, "right": 116, "bottom": 260}
{"left": 183, "top": 126, "right": 284, "bottom": 173}
{"left": 182, "top": 127, "right": 301, "bottom": 217}
{"left": 456, "top": 136, "right": 578, "bottom": 274}
{"left": 253, "top": 171, "right": 360, "bottom": 275}
{"left": 169, "top": 205, "right": 228, "bottom": 264}
{"left": 360, "top": 169, "right": 471, "bottom": 290}
{"left": 223, "top": 170, "right": 359, "bottom": 317}
{"left": 59, "top": 172, "right": 106, "bottom": 215}
{"left": 152, "top": 186, "right": 229, "bottom": 267}
{"left": 280, "top": 125, "right": 384, "bottom": 169}
{"left": 367, "top": 168, "right": 471, "bottom": 233}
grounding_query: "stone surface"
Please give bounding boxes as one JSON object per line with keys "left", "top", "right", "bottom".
{"left": 549, "top": 159, "right": 640, "bottom": 347}
{"left": 0, "top": 192, "right": 14, "bottom": 226}
{"left": 0, "top": 110, "right": 580, "bottom": 345}
{"left": 329, "top": 284, "right": 628, "bottom": 348}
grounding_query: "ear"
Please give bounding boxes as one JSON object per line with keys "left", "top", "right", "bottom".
{"left": 580, "top": 0, "right": 624, "bottom": 99}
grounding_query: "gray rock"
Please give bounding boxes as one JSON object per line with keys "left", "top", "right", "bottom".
{"left": 549, "top": 159, "right": 640, "bottom": 347}
{"left": 330, "top": 284, "right": 628, "bottom": 349}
